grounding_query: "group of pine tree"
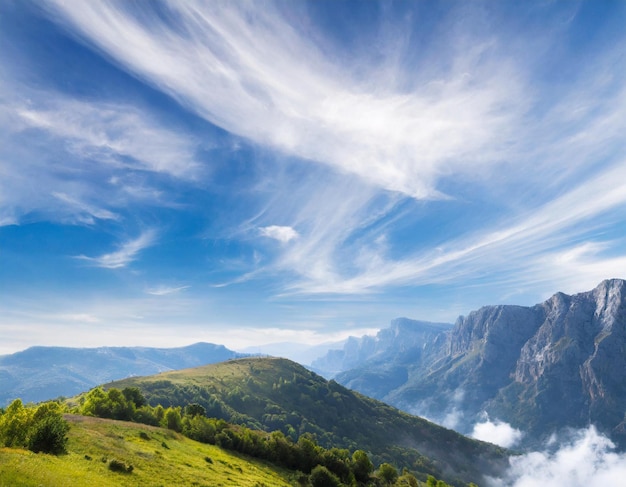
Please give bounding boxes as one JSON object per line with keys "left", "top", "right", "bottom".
{"left": 0, "top": 386, "right": 471, "bottom": 487}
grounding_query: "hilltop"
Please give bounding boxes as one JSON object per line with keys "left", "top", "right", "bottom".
{"left": 102, "top": 356, "right": 508, "bottom": 486}
{"left": 0, "top": 342, "right": 245, "bottom": 406}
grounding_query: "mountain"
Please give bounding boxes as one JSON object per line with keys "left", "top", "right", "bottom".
{"left": 242, "top": 339, "right": 347, "bottom": 366}
{"left": 103, "top": 356, "right": 509, "bottom": 486}
{"left": 311, "top": 318, "right": 452, "bottom": 380}
{"left": 0, "top": 342, "right": 246, "bottom": 406}
{"left": 332, "top": 279, "right": 626, "bottom": 449}
{"left": 0, "top": 414, "right": 294, "bottom": 487}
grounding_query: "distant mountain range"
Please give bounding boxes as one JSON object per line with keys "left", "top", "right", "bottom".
{"left": 0, "top": 342, "right": 245, "bottom": 406}
{"left": 315, "top": 279, "right": 626, "bottom": 449}
{"left": 5, "top": 278, "right": 626, "bottom": 454}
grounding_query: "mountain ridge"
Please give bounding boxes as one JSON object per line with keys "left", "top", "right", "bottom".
{"left": 0, "top": 342, "right": 246, "bottom": 406}
{"left": 326, "top": 279, "right": 626, "bottom": 449}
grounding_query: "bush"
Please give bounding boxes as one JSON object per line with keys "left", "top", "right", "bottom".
{"left": 28, "top": 413, "right": 70, "bottom": 454}
{"left": 0, "top": 400, "right": 70, "bottom": 455}
{"left": 109, "top": 459, "right": 133, "bottom": 474}
{"left": 309, "top": 465, "right": 341, "bottom": 487}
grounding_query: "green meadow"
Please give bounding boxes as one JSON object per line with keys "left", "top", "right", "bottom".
{"left": 0, "top": 414, "right": 293, "bottom": 487}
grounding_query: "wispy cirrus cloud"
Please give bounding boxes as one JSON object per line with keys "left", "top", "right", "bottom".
{"left": 43, "top": 0, "right": 626, "bottom": 303}
{"left": 45, "top": 0, "right": 524, "bottom": 200}
{"left": 282, "top": 157, "right": 626, "bottom": 296}
{"left": 145, "top": 285, "right": 190, "bottom": 296}
{"left": 16, "top": 98, "right": 199, "bottom": 178}
{"left": 0, "top": 78, "right": 201, "bottom": 226}
{"left": 52, "top": 192, "right": 120, "bottom": 225}
{"left": 76, "top": 230, "right": 156, "bottom": 269}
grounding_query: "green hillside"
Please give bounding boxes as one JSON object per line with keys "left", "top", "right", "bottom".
{"left": 101, "top": 357, "right": 508, "bottom": 486}
{"left": 0, "top": 414, "right": 293, "bottom": 487}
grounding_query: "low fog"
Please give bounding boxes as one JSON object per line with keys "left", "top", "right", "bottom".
{"left": 410, "top": 396, "right": 626, "bottom": 487}
{"left": 485, "top": 426, "right": 626, "bottom": 487}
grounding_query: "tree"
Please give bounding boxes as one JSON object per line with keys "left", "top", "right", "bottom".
{"left": 377, "top": 463, "right": 398, "bottom": 486}
{"left": 80, "top": 387, "right": 108, "bottom": 418}
{"left": 0, "top": 399, "right": 33, "bottom": 448}
{"left": 397, "top": 471, "right": 419, "bottom": 487}
{"left": 106, "top": 388, "right": 134, "bottom": 421}
{"left": 0, "top": 400, "right": 69, "bottom": 455}
{"left": 164, "top": 407, "right": 183, "bottom": 432}
{"left": 296, "top": 435, "right": 321, "bottom": 472}
{"left": 122, "top": 387, "right": 146, "bottom": 408}
{"left": 321, "top": 447, "right": 352, "bottom": 483}
{"left": 28, "top": 411, "right": 69, "bottom": 454}
{"left": 309, "top": 465, "right": 341, "bottom": 487}
{"left": 134, "top": 405, "right": 160, "bottom": 426}
{"left": 183, "top": 415, "right": 216, "bottom": 443}
{"left": 352, "top": 450, "right": 373, "bottom": 484}
{"left": 185, "top": 403, "right": 206, "bottom": 418}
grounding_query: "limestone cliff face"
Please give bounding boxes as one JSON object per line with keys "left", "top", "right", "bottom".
{"left": 475, "top": 281, "right": 623, "bottom": 440}
{"left": 313, "top": 318, "right": 452, "bottom": 397}
{"left": 312, "top": 318, "right": 452, "bottom": 377}
{"left": 330, "top": 279, "right": 626, "bottom": 449}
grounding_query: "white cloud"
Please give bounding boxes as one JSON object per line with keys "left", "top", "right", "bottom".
{"left": 76, "top": 230, "right": 156, "bottom": 269}
{"left": 46, "top": 0, "right": 524, "bottom": 200}
{"left": 488, "top": 427, "right": 626, "bottom": 487}
{"left": 283, "top": 157, "right": 626, "bottom": 296}
{"left": 145, "top": 285, "right": 190, "bottom": 296}
{"left": 259, "top": 225, "right": 299, "bottom": 243}
{"left": 52, "top": 192, "right": 119, "bottom": 225}
{"left": 471, "top": 416, "right": 523, "bottom": 448}
{"left": 0, "top": 88, "right": 202, "bottom": 226}
{"left": 30, "top": 1, "right": 626, "bottom": 301}
{"left": 16, "top": 97, "right": 199, "bottom": 178}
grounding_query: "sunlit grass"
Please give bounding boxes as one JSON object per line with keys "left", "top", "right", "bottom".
{"left": 0, "top": 415, "right": 293, "bottom": 487}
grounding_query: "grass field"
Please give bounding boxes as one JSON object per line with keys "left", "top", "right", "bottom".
{"left": 0, "top": 414, "right": 294, "bottom": 487}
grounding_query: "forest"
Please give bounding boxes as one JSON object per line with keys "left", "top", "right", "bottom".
{"left": 0, "top": 387, "right": 470, "bottom": 487}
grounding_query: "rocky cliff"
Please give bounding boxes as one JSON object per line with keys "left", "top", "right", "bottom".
{"left": 331, "top": 279, "right": 626, "bottom": 449}
{"left": 311, "top": 318, "right": 452, "bottom": 393}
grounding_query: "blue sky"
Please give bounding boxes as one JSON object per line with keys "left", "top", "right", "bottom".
{"left": 1, "top": 0, "right": 626, "bottom": 354}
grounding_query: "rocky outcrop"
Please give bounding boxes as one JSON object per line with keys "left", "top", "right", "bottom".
{"left": 312, "top": 318, "right": 452, "bottom": 377}
{"left": 329, "top": 279, "right": 626, "bottom": 449}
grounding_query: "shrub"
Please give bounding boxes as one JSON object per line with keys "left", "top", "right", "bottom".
{"left": 28, "top": 413, "right": 70, "bottom": 454}
{"left": 109, "top": 459, "right": 133, "bottom": 474}
{"left": 0, "top": 400, "right": 70, "bottom": 455}
{"left": 309, "top": 465, "right": 341, "bottom": 487}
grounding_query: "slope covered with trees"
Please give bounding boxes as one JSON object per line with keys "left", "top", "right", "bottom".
{"left": 99, "top": 357, "right": 508, "bottom": 486}
{"left": 1, "top": 391, "right": 462, "bottom": 487}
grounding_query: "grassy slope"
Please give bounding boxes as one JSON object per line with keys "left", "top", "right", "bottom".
{"left": 105, "top": 357, "right": 509, "bottom": 485}
{"left": 0, "top": 414, "right": 292, "bottom": 487}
